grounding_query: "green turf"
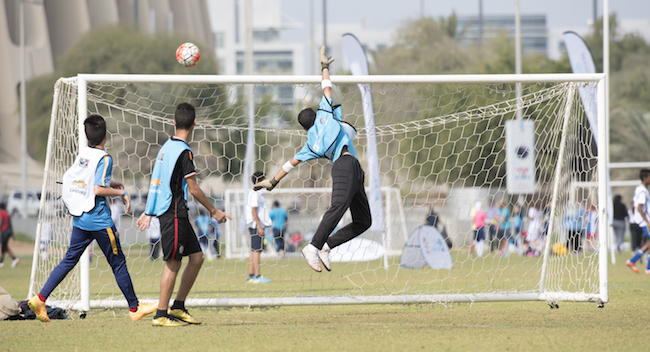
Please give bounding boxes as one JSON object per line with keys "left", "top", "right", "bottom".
{"left": 29, "top": 247, "right": 599, "bottom": 305}
{"left": 2, "top": 252, "right": 649, "bottom": 351}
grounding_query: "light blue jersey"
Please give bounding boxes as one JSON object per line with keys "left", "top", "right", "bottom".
{"left": 145, "top": 138, "right": 192, "bottom": 216}
{"left": 195, "top": 215, "right": 211, "bottom": 236}
{"left": 294, "top": 96, "right": 357, "bottom": 163}
{"left": 498, "top": 207, "right": 511, "bottom": 230}
{"left": 270, "top": 207, "right": 288, "bottom": 231}
{"left": 73, "top": 155, "right": 114, "bottom": 231}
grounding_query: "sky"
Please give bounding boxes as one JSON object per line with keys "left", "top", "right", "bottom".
{"left": 276, "top": 0, "right": 650, "bottom": 67}
{"left": 280, "top": 0, "right": 650, "bottom": 30}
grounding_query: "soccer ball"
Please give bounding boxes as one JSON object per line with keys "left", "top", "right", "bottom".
{"left": 176, "top": 42, "right": 201, "bottom": 67}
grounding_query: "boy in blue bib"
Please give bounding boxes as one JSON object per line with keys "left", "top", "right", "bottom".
{"left": 28, "top": 114, "right": 157, "bottom": 323}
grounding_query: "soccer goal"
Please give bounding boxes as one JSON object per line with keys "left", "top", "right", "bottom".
{"left": 29, "top": 73, "right": 607, "bottom": 312}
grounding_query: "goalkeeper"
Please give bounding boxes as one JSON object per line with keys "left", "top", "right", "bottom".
{"left": 254, "top": 45, "right": 371, "bottom": 272}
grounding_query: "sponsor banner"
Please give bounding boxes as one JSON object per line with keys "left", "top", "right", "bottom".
{"left": 506, "top": 120, "right": 536, "bottom": 194}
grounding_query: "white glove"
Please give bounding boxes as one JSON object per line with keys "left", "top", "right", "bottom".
{"left": 253, "top": 178, "right": 278, "bottom": 191}
{"left": 319, "top": 45, "right": 334, "bottom": 71}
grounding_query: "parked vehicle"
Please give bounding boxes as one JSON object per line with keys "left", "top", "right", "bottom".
{"left": 7, "top": 189, "right": 43, "bottom": 217}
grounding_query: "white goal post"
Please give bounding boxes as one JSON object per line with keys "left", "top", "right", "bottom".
{"left": 30, "top": 73, "right": 607, "bottom": 312}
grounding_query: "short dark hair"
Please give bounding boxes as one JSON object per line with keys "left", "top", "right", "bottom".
{"left": 298, "top": 108, "right": 316, "bottom": 130}
{"left": 273, "top": 201, "right": 280, "bottom": 207}
{"left": 84, "top": 114, "right": 106, "bottom": 147}
{"left": 252, "top": 171, "right": 265, "bottom": 184}
{"left": 175, "top": 103, "right": 196, "bottom": 130}
{"left": 613, "top": 194, "right": 622, "bottom": 204}
{"left": 640, "top": 169, "right": 650, "bottom": 181}
{"left": 0, "top": 202, "right": 6, "bottom": 210}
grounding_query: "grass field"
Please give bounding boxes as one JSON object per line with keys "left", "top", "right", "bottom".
{"left": 2, "top": 249, "right": 650, "bottom": 352}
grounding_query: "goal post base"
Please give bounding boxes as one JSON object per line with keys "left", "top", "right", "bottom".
{"left": 50, "top": 291, "right": 604, "bottom": 311}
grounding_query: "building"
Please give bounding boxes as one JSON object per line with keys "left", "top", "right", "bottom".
{"left": 456, "top": 14, "right": 548, "bottom": 56}
{"left": 0, "top": 0, "right": 213, "bottom": 195}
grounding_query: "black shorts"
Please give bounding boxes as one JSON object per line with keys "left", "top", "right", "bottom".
{"left": 249, "top": 228, "right": 264, "bottom": 252}
{"left": 473, "top": 227, "right": 485, "bottom": 241}
{"left": 496, "top": 228, "right": 510, "bottom": 240}
{"left": 159, "top": 214, "right": 201, "bottom": 261}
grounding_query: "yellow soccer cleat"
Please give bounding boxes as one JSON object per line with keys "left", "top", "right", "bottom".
{"left": 28, "top": 295, "right": 50, "bottom": 323}
{"left": 168, "top": 308, "right": 201, "bottom": 325}
{"left": 152, "top": 316, "right": 188, "bottom": 327}
{"left": 129, "top": 301, "right": 158, "bottom": 321}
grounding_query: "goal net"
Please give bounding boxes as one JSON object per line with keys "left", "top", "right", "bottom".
{"left": 30, "top": 73, "right": 607, "bottom": 311}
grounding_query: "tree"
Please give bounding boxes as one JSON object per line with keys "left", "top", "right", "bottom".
{"left": 26, "top": 25, "right": 219, "bottom": 162}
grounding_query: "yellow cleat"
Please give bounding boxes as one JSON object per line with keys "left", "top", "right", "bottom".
{"left": 129, "top": 301, "right": 158, "bottom": 321}
{"left": 28, "top": 295, "right": 50, "bottom": 323}
{"left": 152, "top": 316, "right": 188, "bottom": 327}
{"left": 168, "top": 308, "right": 201, "bottom": 325}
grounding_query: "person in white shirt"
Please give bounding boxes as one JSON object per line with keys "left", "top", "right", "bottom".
{"left": 625, "top": 169, "right": 650, "bottom": 274}
{"left": 245, "top": 171, "right": 272, "bottom": 284}
{"left": 147, "top": 216, "right": 161, "bottom": 260}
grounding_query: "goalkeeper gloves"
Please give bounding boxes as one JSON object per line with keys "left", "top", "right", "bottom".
{"left": 253, "top": 178, "right": 278, "bottom": 191}
{"left": 319, "top": 45, "right": 334, "bottom": 71}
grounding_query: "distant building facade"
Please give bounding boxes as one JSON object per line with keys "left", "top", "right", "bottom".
{"left": 456, "top": 14, "right": 548, "bottom": 56}
{"left": 0, "top": 0, "right": 212, "bottom": 194}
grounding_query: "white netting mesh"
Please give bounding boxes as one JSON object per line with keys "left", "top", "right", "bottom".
{"left": 30, "top": 75, "right": 604, "bottom": 309}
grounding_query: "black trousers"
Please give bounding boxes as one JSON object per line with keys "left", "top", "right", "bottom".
{"left": 311, "top": 155, "right": 372, "bottom": 250}
{"left": 566, "top": 230, "right": 582, "bottom": 253}
{"left": 630, "top": 222, "right": 645, "bottom": 252}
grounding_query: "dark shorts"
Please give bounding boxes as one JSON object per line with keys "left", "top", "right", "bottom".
{"left": 496, "top": 228, "right": 509, "bottom": 240}
{"left": 1, "top": 229, "right": 12, "bottom": 245}
{"left": 273, "top": 228, "right": 286, "bottom": 251}
{"left": 159, "top": 214, "right": 201, "bottom": 261}
{"left": 249, "top": 228, "right": 264, "bottom": 252}
{"left": 473, "top": 227, "right": 485, "bottom": 241}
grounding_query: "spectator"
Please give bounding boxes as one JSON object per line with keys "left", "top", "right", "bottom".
{"left": 628, "top": 200, "right": 644, "bottom": 253}
{"left": 245, "top": 171, "right": 272, "bottom": 284}
{"left": 109, "top": 197, "right": 123, "bottom": 234}
{"left": 564, "top": 203, "right": 585, "bottom": 253}
{"left": 511, "top": 204, "right": 524, "bottom": 253}
{"left": 287, "top": 232, "right": 304, "bottom": 253}
{"left": 426, "top": 206, "right": 439, "bottom": 228}
{"left": 585, "top": 204, "right": 598, "bottom": 252}
{"left": 147, "top": 215, "right": 161, "bottom": 261}
{"left": 40, "top": 218, "right": 51, "bottom": 262}
{"left": 195, "top": 208, "right": 213, "bottom": 261}
{"left": 612, "top": 195, "right": 627, "bottom": 254}
{"left": 269, "top": 201, "right": 288, "bottom": 260}
{"left": 469, "top": 201, "right": 486, "bottom": 257}
{"left": 525, "top": 206, "right": 544, "bottom": 256}
{"left": 495, "top": 200, "right": 511, "bottom": 257}
{"left": 0, "top": 203, "right": 18, "bottom": 268}
{"left": 209, "top": 216, "right": 221, "bottom": 258}
{"left": 486, "top": 198, "right": 499, "bottom": 252}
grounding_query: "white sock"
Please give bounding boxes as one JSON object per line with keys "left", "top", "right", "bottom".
{"left": 476, "top": 240, "right": 484, "bottom": 257}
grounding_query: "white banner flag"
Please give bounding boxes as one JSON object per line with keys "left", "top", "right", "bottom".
{"left": 342, "top": 33, "right": 384, "bottom": 231}
{"left": 563, "top": 31, "right": 598, "bottom": 145}
{"left": 506, "top": 120, "right": 536, "bottom": 194}
{"left": 564, "top": 31, "right": 615, "bottom": 246}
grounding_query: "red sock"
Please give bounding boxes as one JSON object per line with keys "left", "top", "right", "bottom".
{"left": 38, "top": 294, "right": 46, "bottom": 302}
{"left": 129, "top": 307, "right": 138, "bottom": 313}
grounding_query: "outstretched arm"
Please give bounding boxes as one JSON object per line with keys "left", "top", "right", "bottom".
{"left": 322, "top": 67, "right": 331, "bottom": 99}
{"left": 253, "top": 158, "right": 301, "bottom": 191}
{"left": 319, "top": 45, "right": 333, "bottom": 99}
